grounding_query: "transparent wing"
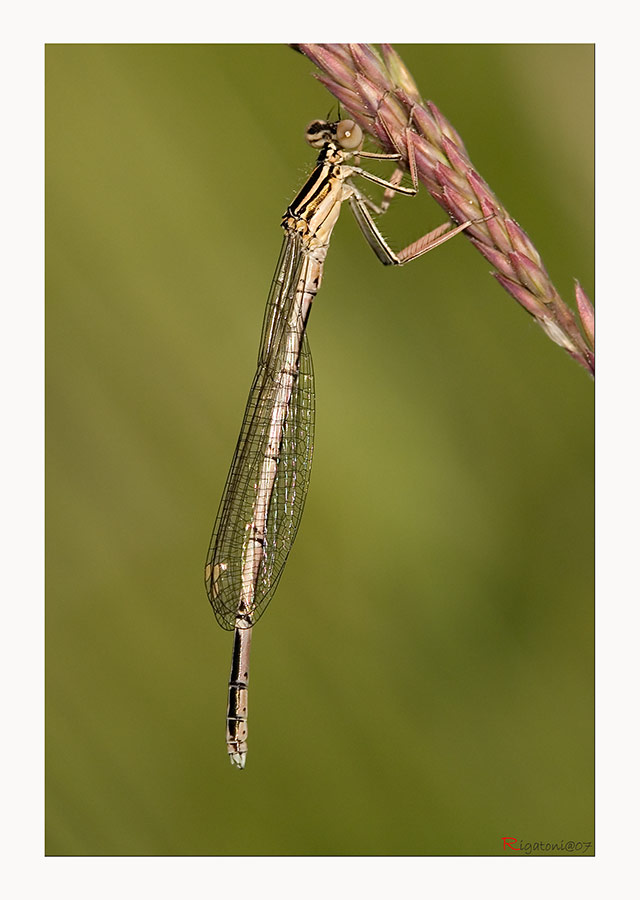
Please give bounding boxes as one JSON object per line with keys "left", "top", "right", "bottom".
{"left": 259, "top": 329, "right": 314, "bottom": 615}
{"left": 205, "top": 235, "right": 316, "bottom": 630}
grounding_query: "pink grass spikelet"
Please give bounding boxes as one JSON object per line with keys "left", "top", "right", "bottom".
{"left": 575, "top": 281, "right": 595, "bottom": 349}
{"left": 293, "top": 43, "right": 594, "bottom": 376}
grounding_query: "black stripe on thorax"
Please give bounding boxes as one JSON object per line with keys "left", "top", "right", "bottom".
{"left": 289, "top": 164, "right": 335, "bottom": 220}
{"left": 286, "top": 146, "right": 343, "bottom": 223}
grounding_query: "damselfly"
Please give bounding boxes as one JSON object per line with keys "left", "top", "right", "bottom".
{"left": 205, "top": 116, "right": 486, "bottom": 768}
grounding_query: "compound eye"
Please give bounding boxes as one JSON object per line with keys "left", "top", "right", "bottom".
{"left": 305, "top": 119, "right": 329, "bottom": 148}
{"left": 336, "top": 119, "right": 363, "bottom": 150}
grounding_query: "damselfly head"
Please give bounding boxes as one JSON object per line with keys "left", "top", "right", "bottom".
{"left": 305, "top": 118, "right": 363, "bottom": 151}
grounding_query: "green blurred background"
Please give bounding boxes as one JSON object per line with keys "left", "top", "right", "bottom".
{"left": 46, "top": 44, "right": 593, "bottom": 856}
